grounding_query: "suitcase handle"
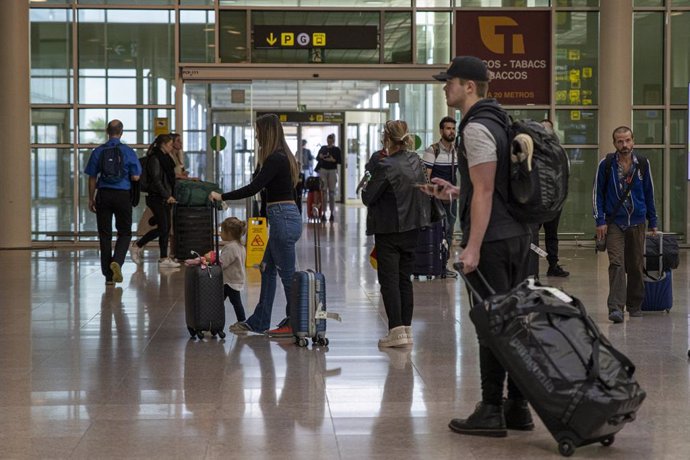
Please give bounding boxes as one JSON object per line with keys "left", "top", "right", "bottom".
{"left": 453, "top": 262, "right": 495, "bottom": 303}
{"left": 313, "top": 206, "right": 321, "bottom": 272}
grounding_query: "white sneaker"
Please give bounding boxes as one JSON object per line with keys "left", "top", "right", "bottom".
{"left": 404, "top": 325, "right": 413, "bottom": 345}
{"left": 378, "top": 326, "right": 411, "bottom": 348}
{"left": 159, "top": 257, "right": 181, "bottom": 268}
{"left": 130, "top": 244, "right": 143, "bottom": 265}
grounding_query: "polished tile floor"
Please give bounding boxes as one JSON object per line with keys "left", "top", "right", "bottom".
{"left": 1, "top": 206, "right": 689, "bottom": 459}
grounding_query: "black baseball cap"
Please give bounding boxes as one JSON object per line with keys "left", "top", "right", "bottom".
{"left": 433, "top": 56, "right": 490, "bottom": 82}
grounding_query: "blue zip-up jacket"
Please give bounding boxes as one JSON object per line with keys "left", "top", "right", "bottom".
{"left": 592, "top": 152, "right": 657, "bottom": 229}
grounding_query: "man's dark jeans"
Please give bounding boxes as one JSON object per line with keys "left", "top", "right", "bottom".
{"left": 96, "top": 188, "right": 133, "bottom": 281}
{"left": 464, "top": 233, "right": 530, "bottom": 406}
{"left": 375, "top": 229, "right": 420, "bottom": 330}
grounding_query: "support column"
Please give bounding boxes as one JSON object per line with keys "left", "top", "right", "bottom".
{"left": 0, "top": 2, "right": 30, "bottom": 248}
{"left": 598, "top": 0, "right": 633, "bottom": 158}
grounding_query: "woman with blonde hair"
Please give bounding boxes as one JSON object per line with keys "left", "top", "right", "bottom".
{"left": 210, "top": 113, "right": 302, "bottom": 336}
{"left": 362, "top": 120, "right": 431, "bottom": 347}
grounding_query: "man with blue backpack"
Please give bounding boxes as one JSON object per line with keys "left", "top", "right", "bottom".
{"left": 85, "top": 119, "right": 141, "bottom": 285}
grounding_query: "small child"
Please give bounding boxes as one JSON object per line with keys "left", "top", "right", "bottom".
{"left": 220, "top": 217, "right": 247, "bottom": 328}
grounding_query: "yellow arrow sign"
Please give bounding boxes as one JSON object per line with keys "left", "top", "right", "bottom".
{"left": 266, "top": 33, "right": 277, "bottom": 46}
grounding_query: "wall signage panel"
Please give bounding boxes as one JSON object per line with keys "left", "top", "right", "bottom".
{"left": 257, "top": 112, "right": 344, "bottom": 124}
{"left": 455, "top": 11, "right": 551, "bottom": 105}
{"left": 254, "top": 26, "right": 377, "bottom": 50}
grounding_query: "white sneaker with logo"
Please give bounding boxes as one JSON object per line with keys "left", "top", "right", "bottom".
{"left": 130, "top": 244, "right": 143, "bottom": 265}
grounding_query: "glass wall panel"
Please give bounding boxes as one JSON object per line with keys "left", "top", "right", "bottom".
{"left": 669, "top": 148, "right": 687, "bottom": 236}
{"left": 558, "top": 148, "right": 597, "bottom": 236}
{"left": 31, "top": 148, "right": 74, "bottom": 240}
{"left": 634, "top": 0, "right": 664, "bottom": 5}
{"left": 633, "top": 109, "right": 664, "bottom": 144}
{"left": 555, "top": 12, "right": 599, "bottom": 106}
{"left": 555, "top": 0, "right": 599, "bottom": 5}
{"left": 250, "top": 11, "right": 379, "bottom": 64}
{"left": 387, "top": 83, "right": 447, "bottom": 150}
{"left": 416, "top": 11, "right": 451, "bottom": 65}
{"left": 78, "top": 108, "right": 175, "bottom": 144}
{"left": 384, "top": 12, "right": 412, "bottom": 64}
{"left": 218, "top": 10, "right": 247, "bottom": 63}
{"left": 182, "top": 0, "right": 213, "bottom": 4}
{"left": 670, "top": 110, "right": 688, "bottom": 145}
{"left": 555, "top": 109, "right": 598, "bottom": 144}
{"left": 670, "top": 12, "right": 690, "bottom": 104}
{"left": 416, "top": 0, "right": 451, "bottom": 5}
{"left": 30, "top": 9, "right": 73, "bottom": 104}
{"left": 671, "top": 0, "right": 690, "bottom": 5}
{"left": 219, "top": 0, "right": 409, "bottom": 5}
{"left": 633, "top": 12, "right": 663, "bottom": 105}
{"left": 180, "top": 10, "right": 216, "bottom": 63}
{"left": 459, "top": 0, "right": 549, "bottom": 5}
{"left": 635, "top": 148, "right": 663, "bottom": 222}
{"left": 31, "top": 109, "right": 73, "bottom": 144}
{"left": 77, "top": 0, "right": 174, "bottom": 4}
{"left": 77, "top": 10, "right": 175, "bottom": 105}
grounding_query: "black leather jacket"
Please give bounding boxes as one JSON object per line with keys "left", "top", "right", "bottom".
{"left": 362, "top": 149, "right": 431, "bottom": 235}
{"left": 146, "top": 150, "right": 175, "bottom": 199}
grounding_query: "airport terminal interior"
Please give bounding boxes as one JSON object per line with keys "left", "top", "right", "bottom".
{"left": 1, "top": 0, "right": 689, "bottom": 458}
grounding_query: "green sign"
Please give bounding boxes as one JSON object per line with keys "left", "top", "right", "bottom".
{"left": 210, "top": 135, "right": 227, "bottom": 151}
{"left": 414, "top": 134, "right": 422, "bottom": 151}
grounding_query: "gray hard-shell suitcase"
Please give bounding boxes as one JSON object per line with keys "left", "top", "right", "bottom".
{"left": 184, "top": 207, "right": 226, "bottom": 340}
{"left": 290, "top": 206, "right": 341, "bottom": 347}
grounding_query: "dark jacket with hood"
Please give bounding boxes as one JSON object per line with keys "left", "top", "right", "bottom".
{"left": 362, "top": 149, "right": 431, "bottom": 235}
{"left": 456, "top": 98, "right": 527, "bottom": 246}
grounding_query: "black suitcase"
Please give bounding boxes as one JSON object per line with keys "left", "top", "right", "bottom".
{"left": 290, "top": 210, "right": 341, "bottom": 347}
{"left": 644, "top": 232, "right": 679, "bottom": 271}
{"left": 184, "top": 208, "right": 226, "bottom": 340}
{"left": 458, "top": 267, "right": 646, "bottom": 457}
{"left": 175, "top": 206, "right": 214, "bottom": 260}
{"left": 413, "top": 220, "right": 448, "bottom": 279}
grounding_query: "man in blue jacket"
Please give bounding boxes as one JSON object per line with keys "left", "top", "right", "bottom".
{"left": 593, "top": 126, "right": 657, "bottom": 323}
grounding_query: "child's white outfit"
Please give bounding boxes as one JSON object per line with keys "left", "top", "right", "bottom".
{"left": 220, "top": 240, "right": 246, "bottom": 322}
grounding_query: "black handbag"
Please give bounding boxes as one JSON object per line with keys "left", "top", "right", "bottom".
{"left": 430, "top": 196, "right": 446, "bottom": 223}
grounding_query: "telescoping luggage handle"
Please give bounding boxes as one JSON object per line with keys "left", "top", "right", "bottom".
{"left": 312, "top": 205, "right": 322, "bottom": 272}
{"left": 189, "top": 205, "right": 221, "bottom": 278}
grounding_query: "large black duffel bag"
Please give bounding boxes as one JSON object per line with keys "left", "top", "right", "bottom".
{"left": 459, "top": 271, "right": 646, "bottom": 457}
{"left": 644, "top": 233, "right": 679, "bottom": 271}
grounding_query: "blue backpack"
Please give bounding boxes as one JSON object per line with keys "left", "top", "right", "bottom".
{"left": 99, "top": 145, "right": 125, "bottom": 184}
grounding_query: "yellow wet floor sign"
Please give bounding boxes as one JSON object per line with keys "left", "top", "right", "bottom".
{"left": 246, "top": 217, "right": 268, "bottom": 267}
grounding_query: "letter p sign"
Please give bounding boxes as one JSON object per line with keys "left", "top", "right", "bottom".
{"left": 478, "top": 17, "right": 525, "bottom": 54}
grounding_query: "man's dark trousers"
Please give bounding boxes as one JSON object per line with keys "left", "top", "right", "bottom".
{"left": 465, "top": 234, "right": 530, "bottom": 405}
{"left": 96, "top": 188, "right": 132, "bottom": 281}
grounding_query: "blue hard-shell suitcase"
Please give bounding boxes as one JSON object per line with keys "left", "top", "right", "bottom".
{"left": 290, "top": 207, "right": 341, "bottom": 347}
{"left": 641, "top": 232, "right": 673, "bottom": 313}
{"left": 413, "top": 220, "right": 448, "bottom": 279}
{"left": 641, "top": 269, "right": 672, "bottom": 312}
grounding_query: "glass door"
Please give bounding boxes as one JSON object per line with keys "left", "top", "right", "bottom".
{"left": 345, "top": 111, "right": 385, "bottom": 202}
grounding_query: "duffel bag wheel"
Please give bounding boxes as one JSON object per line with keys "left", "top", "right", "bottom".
{"left": 211, "top": 331, "right": 217, "bottom": 337}
{"left": 322, "top": 338, "right": 329, "bottom": 346}
{"left": 187, "top": 327, "right": 196, "bottom": 338}
{"left": 601, "top": 435, "right": 615, "bottom": 447}
{"left": 297, "top": 338, "right": 308, "bottom": 347}
{"left": 196, "top": 331, "right": 204, "bottom": 340}
{"left": 558, "top": 439, "right": 575, "bottom": 457}
{"left": 687, "top": 349, "right": 690, "bottom": 358}
{"left": 218, "top": 330, "right": 226, "bottom": 339}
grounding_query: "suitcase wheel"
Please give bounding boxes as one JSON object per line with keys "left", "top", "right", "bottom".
{"left": 196, "top": 331, "right": 204, "bottom": 340}
{"left": 312, "top": 337, "right": 329, "bottom": 346}
{"left": 187, "top": 327, "right": 196, "bottom": 339}
{"left": 218, "top": 330, "right": 226, "bottom": 339}
{"left": 296, "top": 337, "right": 309, "bottom": 347}
{"left": 558, "top": 439, "right": 575, "bottom": 457}
{"left": 600, "top": 435, "right": 615, "bottom": 447}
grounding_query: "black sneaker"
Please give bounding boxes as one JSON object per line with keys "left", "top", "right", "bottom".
{"left": 448, "top": 402, "right": 507, "bottom": 438}
{"left": 329, "top": 214, "right": 334, "bottom": 222}
{"left": 546, "top": 264, "right": 569, "bottom": 277}
{"left": 503, "top": 399, "right": 534, "bottom": 431}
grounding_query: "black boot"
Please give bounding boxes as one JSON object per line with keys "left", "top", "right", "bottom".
{"left": 448, "top": 402, "right": 507, "bottom": 437}
{"left": 503, "top": 398, "right": 534, "bottom": 431}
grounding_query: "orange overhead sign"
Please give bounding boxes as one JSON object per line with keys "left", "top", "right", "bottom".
{"left": 456, "top": 11, "right": 551, "bottom": 105}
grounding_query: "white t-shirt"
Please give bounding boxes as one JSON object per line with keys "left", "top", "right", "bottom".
{"left": 220, "top": 240, "right": 246, "bottom": 291}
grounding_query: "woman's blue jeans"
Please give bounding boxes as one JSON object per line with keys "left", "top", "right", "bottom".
{"left": 245, "top": 203, "right": 302, "bottom": 332}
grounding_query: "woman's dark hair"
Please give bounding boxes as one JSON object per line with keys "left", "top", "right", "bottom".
{"left": 146, "top": 133, "right": 173, "bottom": 156}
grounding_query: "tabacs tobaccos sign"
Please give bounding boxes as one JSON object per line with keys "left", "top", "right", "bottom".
{"left": 456, "top": 11, "right": 551, "bottom": 105}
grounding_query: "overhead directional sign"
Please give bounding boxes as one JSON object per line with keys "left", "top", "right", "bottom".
{"left": 254, "top": 26, "right": 377, "bottom": 50}
{"left": 257, "top": 111, "right": 344, "bottom": 124}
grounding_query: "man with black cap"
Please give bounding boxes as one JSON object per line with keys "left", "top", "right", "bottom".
{"left": 432, "top": 56, "right": 533, "bottom": 437}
